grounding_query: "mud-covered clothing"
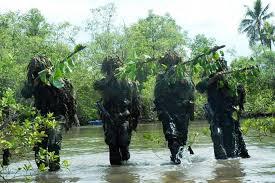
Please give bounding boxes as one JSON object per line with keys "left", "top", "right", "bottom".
{"left": 196, "top": 75, "right": 249, "bottom": 159}
{"left": 154, "top": 68, "right": 194, "bottom": 162}
{"left": 94, "top": 76, "right": 140, "bottom": 165}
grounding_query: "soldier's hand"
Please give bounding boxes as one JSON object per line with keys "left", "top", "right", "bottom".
{"left": 209, "top": 72, "right": 223, "bottom": 84}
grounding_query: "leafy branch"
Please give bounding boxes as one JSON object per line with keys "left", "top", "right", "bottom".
{"left": 38, "top": 44, "right": 86, "bottom": 88}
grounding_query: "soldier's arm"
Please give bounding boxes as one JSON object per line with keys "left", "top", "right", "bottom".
{"left": 153, "top": 74, "right": 167, "bottom": 111}
{"left": 130, "top": 82, "right": 141, "bottom": 130}
{"left": 195, "top": 78, "right": 208, "bottom": 93}
{"left": 236, "top": 84, "right": 246, "bottom": 111}
{"left": 21, "top": 82, "right": 34, "bottom": 99}
{"left": 93, "top": 78, "right": 105, "bottom": 91}
{"left": 208, "top": 72, "right": 224, "bottom": 85}
{"left": 65, "top": 81, "right": 80, "bottom": 127}
{"left": 196, "top": 72, "right": 224, "bottom": 93}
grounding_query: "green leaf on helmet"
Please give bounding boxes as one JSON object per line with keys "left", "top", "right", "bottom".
{"left": 38, "top": 69, "right": 49, "bottom": 85}
{"left": 53, "top": 67, "right": 63, "bottom": 79}
{"left": 52, "top": 79, "right": 64, "bottom": 89}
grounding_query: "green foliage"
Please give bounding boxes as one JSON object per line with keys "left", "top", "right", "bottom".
{"left": 38, "top": 44, "right": 86, "bottom": 89}
{"left": 0, "top": 89, "right": 63, "bottom": 180}
{"left": 191, "top": 46, "right": 225, "bottom": 76}
{"left": 0, "top": 4, "right": 273, "bottom": 127}
{"left": 202, "top": 127, "right": 211, "bottom": 136}
{"left": 261, "top": 22, "right": 275, "bottom": 50}
{"left": 189, "top": 34, "right": 216, "bottom": 58}
{"left": 187, "top": 132, "right": 199, "bottom": 146}
{"left": 61, "top": 160, "right": 70, "bottom": 170}
{"left": 0, "top": 9, "right": 74, "bottom": 96}
{"left": 142, "top": 132, "right": 163, "bottom": 145}
{"left": 126, "top": 11, "right": 186, "bottom": 58}
{"left": 140, "top": 76, "right": 157, "bottom": 119}
{"left": 0, "top": 89, "right": 57, "bottom": 152}
{"left": 230, "top": 52, "right": 274, "bottom": 115}
{"left": 242, "top": 117, "right": 275, "bottom": 139}
{"left": 121, "top": 11, "right": 187, "bottom": 84}
{"left": 68, "top": 65, "right": 102, "bottom": 123}
{"left": 85, "top": 3, "right": 122, "bottom": 62}
{"left": 194, "top": 92, "right": 207, "bottom": 119}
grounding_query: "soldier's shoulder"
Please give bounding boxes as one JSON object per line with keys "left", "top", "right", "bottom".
{"left": 122, "top": 79, "right": 139, "bottom": 90}
{"left": 156, "top": 73, "right": 165, "bottom": 82}
{"left": 93, "top": 78, "right": 107, "bottom": 90}
{"left": 195, "top": 77, "right": 209, "bottom": 93}
{"left": 157, "top": 72, "right": 165, "bottom": 78}
{"left": 179, "top": 77, "right": 194, "bottom": 87}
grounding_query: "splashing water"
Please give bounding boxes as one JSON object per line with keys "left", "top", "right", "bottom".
{"left": 176, "top": 146, "right": 193, "bottom": 167}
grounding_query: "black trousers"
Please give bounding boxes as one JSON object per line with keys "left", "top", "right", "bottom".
{"left": 33, "top": 128, "right": 62, "bottom": 171}
{"left": 209, "top": 112, "right": 237, "bottom": 159}
{"left": 103, "top": 120, "right": 132, "bottom": 165}
{"left": 157, "top": 111, "right": 189, "bottom": 146}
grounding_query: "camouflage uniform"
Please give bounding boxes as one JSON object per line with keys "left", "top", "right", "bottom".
{"left": 196, "top": 62, "right": 249, "bottom": 159}
{"left": 21, "top": 56, "right": 79, "bottom": 171}
{"left": 154, "top": 52, "right": 195, "bottom": 164}
{"left": 94, "top": 56, "right": 140, "bottom": 165}
{"left": 2, "top": 149, "right": 11, "bottom": 166}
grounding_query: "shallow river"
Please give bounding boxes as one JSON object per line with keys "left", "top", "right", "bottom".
{"left": 3, "top": 121, "right": 275, "bottom": 183}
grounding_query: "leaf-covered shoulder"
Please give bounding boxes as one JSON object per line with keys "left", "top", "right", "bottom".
{"left": 93, "top": 78, "right": 106, "bottom": 91}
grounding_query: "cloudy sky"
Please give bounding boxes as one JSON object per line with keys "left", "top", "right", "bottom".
{"left": 0, "top": 0, "right": 275, "bottom": 57}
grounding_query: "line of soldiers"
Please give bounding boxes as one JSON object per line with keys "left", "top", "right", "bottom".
{"left": 2, "top": 50, "right": 250, "bottom": 170}
{"left": 94, "top": 51, "right": 250, "bottom": 165}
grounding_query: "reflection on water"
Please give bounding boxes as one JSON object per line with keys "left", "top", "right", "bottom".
{"left": 161, "top": 171, "right": 187, "bottom": 183}
{"left": 34, "top": 172, "right": 80, "bottom": 183}
{"left": 102, "top": 166, "right": 140, "bottom": 183}
{"left": 2, "top": 121, "right": 275, "bottom": 182}
{"left": 209, "top": 159, "right": 245, "bottom": 183}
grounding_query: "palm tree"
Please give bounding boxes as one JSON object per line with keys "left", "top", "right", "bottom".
{"left": 239, "top": 0, "right": 274, "bottom": 46}
{"left": 261, "top": 22, "right": 275, "bottom": 50}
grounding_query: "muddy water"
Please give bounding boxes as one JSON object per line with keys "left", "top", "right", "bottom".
{"left": 2, "top": 121, "right": 275, "bottom": 183}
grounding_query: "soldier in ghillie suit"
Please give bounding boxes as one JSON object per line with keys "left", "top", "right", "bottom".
{"left": 94, "top": 56, "right": 140, "bottom": 165}
{"left": 154, "top": 51, "right": 195, "bottom": 164}
{"left": 196, "top": 58, "right": 250, "bottom": 159}
{"left": 21, "top": 56, "right": 80, "bottom": 171}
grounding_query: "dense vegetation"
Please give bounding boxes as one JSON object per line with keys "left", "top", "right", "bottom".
{"left": 0, "top": 2, "right": 274, "bottom": 121}
{"left": 0, "top": 0, "right": 274, "bottom": 174}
